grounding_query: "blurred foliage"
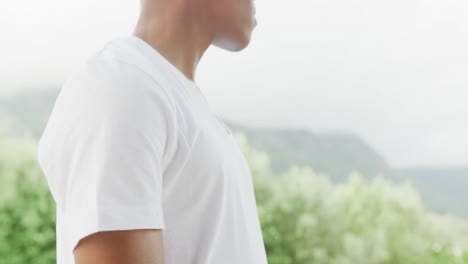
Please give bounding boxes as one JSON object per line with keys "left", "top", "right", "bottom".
{"left": 1, "top": 125, "right": 468, "bottom": 263}
{"left": 234, "top": 131, "right": 468, "bottom": 264}
{"left": 0, "top": 127, "right": 56, "bottom": 264}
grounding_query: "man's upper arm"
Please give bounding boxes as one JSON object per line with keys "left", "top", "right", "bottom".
{"left": 55, "top": 59, "right": 176, "bottom": 259}
{"left": 73, "top": 229, "right": 165, "bottom": 264}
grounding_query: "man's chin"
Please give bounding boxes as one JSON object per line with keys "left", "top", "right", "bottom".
{"left": 212, "top": 34, "right": 252, "bottom": 52}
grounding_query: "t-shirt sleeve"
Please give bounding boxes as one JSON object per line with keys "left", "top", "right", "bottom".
{"left": 59, "top": 59, "right": 175, "bottom": 253}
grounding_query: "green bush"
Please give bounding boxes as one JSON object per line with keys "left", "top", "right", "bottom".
{"left": 1, "top": 128, "right": 468, "bottom": 263}
{"left": 0, "top": 130, "right": 56, "bottom": 264}
{"left": 234, "top": 131, "right": 468, "bottom": 264}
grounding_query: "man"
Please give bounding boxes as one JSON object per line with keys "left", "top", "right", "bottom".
{"left": 37, "top": 0, "right": 267, "bottom": 263}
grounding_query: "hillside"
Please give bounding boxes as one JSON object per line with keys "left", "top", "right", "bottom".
{"left": 225, "top": 119, "right": 396, "bottom": 181}
{"left": 396, "top": 167, "right": 468, "bottom": 218}
{"left": 1, "top": 87, "right": 467, "bottom": 218}
{"left": 0, "top": 87, "right": 58, "bottom": 139}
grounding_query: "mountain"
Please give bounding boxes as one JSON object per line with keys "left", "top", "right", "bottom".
{"left": 0, "top": 87, "right": 59, "bottom": 139}
{"left": 1, "top": 87, "right": 467, "bottom": 218}
{"left": 395, "top": 167, "right": 468, "bottom": 218}
{"left": 0, "top": 87, "right": 396, "bottom": 184}
{"left": 224, "top": 119, "right": 396, "bottom": 181}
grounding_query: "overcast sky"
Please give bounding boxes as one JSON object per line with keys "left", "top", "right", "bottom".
{"left": 1, "top": 0, "right": 467, "bottom": 169}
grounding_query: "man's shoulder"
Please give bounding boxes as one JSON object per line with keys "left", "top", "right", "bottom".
{"left": 83, "top": 37, "right": 168, "bottom": 86}
{"left": 83, "top": 45, "right": 156, "bottom": 88}
{"left": 65, "top": 43, "right": 169, "bottom": 99}
{"left": 59, "top": 38, "right": 178, "bottom": 114}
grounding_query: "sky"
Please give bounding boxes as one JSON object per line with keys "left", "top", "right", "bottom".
{"left": 1, "top": 0, "right": 468, "bottom": 169}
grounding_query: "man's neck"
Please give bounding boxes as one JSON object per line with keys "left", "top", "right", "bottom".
{"left": 132, "top": 4, "right": 214, "bottom": 83}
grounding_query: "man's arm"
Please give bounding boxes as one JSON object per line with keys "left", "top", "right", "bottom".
{"left": 73, "top": 229, "right": 165, "bottom": 264}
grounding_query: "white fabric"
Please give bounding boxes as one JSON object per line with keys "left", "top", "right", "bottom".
{"left": 37, "top": 35, "right": 268, "bottom": 264}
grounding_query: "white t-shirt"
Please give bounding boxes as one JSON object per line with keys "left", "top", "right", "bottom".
{"left": 37, "top": 35, "right": 268, "bottom": 264}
